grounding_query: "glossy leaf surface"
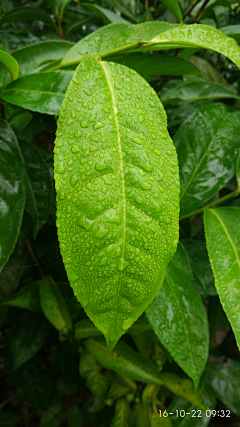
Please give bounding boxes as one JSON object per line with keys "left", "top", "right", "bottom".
{"left": 174, "top": 104, "right": 240, "bottom": 217}
{"left": 3, "top": 282, "right": 41, "bottom": 311}
{"left": 0, "top": 119, "right": 26, "bottom": 272}
{"left": 204, "top": 359, "right": 240, "bottom": 415}
{"left": 82, "top": 3, "right": 130, "bottom": 24}
{"left": 221, "top": 24, "right": 240, "bottom": 39}
{"left": 161, "top": 0, "right": 182, "bottom": 22}
{"left": 20, "top": 140, "right": 53, "bottom": 238}
{"left": 161, "top": 81, "right": 239, "bottom": 104}
{"left": 0, "top": 50, "right": 19, "bottom": 81}
{"left": 40, "top": 276, "right": 73, "bottom": 331}
{"left": 10, "top": 112, "right": 32, "bottom": 135}
{"left": 182, "top": 239, "right": 216, "bottom": 297}
{"left": 54, "top": 58, "right": 179, "bottom": 348}
{"left": 146, "top": 243, "right": 209, "bottom": 388}
{"left": 80, "top": 350, "right": 110, "bottom": 398}
{"left": 84, "top": 337, "right": 164, "bottom": 385}
{"left": 0, "top": 71, "right": 74, "bottom": 115}
{"left": 9, "top": 311, "right": 50, "bottom": 370}
{"left": 204, "top": 207, "right": 240, "bottom": 349}
{"left": 110, "top": 398, "right": 130, "bottom": 427}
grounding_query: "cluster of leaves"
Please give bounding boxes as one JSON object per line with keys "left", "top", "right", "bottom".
{"left": 1, "top": 0, "right": 240, "bottom": 426}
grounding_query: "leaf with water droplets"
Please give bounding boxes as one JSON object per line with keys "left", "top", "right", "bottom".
{"left": 54, "top": 58, "right": 179, "bottom": 349}
{"left": 204, "top": 207, "right": 240, "bottom": 350}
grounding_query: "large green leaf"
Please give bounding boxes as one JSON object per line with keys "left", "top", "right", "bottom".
{"left": 204, "top": 207, "right": 240, "bottom": 349}
{"left": 161, "top": 81, "right": 239, "bottom": 104}
{"left": 161, "top": 0, "right": 183, "bottom": 23}
{"left": 82, "top": 3, "right": 130, "bottom": 24}
{"left": 110, "top": 398, "right": 131, "bottom": 427}
{"left": 204, "top": 359, "right": 240, "bottom": 415}
{"left": 0, "top": 71, "right": 74, "bottom": 115}
{"left": 20, "top": 140, "right": 53, "bottom": 238}
{"left": 0, "top": 41, "right": 73, "bottom": 88}
{"left": 54, "top": 58, "right": 179, "bottom": 349}
{"left": 0, "top": 119, "right": 26, "bottom": 273}
{"left": 174, "top": 104, "right": 240, "bottom": 217}
{"left": 146, "top": 243, "right": 209, "bottom": 388}
{"left": 0, "top": 7, "right": 57, "bottom": 30}
{"left": 79, "top": 350, "right": 111, "bottom": 398}
{"left": 0, "top": 50, "right": 19, "bottom": 81}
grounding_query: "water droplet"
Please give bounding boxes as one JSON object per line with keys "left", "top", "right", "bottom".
{"left": 66, "top": 119, "right": 73, "bottom": 126}
{"left": 70, "top": 174, "right": 78, "bottom": 187}
{"left": 95, "top": 163, "right": 108, "bottom": 171}
{"left": 55, "top": 140, "right": 63, "bottom": 148}
{"left": 122, "top": 318, "right": 133, "bottom": 331}
{"left": 77, "top": 214, "right": 94, "bottom": 230}
{"left": 135, "top": 196, "right": 143, "bottom": 204}
{"left": 141, "top": 164, "right": 153, "bottom": 172}
{"left": 56, "top": 165, "right": 65, "bottom": 174}
{"left": 80, "top": 121, "right": 88, "bottom": 128}
{"left": 74, "top": 131, "right": 82, "bottom": 137}
{"left": 131, "top": 136, "right": 144, "bottom": 145}
{"left": 97, "top": 194, "right": 104, "bottom": 202}
{"left": 141, "top": 182, "right": 152, "bottom": 190}
{"left": 118, "top": 258, "right": 128, "bottom": 271}
{"left": 71, "top": 145, "right": 80, "bottom": 153}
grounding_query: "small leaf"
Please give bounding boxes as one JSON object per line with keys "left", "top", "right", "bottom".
{"left": 161, "top": 0, "right": 183, "bottom": 23}
{"left": 10, "top": 112, "right": 32, "bottom": 135}
{"left": 133, "top": 403, "right": 151, "bottom": 427}
{"left": 110, "top": 398, "right": 131, "bottom": 427}
{"left": 9, "top": 310, "right": 50, "bottom": 370}
{"left": 40, "top": 276, "right": 73, "bottom": 331}
{"left": 84, "top": 337, "right": 164, "bottom": 385}
{"left": 0, "top": 50, "right": 19, "bottom": 81}
{"left": 204, "top": 207, "right": 240, "bottom": 349}
{"left": 1, "top": 71, "right": 74, "bottom": 115}
{"left": 3, "top": 282, "right": 41, "bottom": 311}
{"left": 221, "top": 24, "right": 240, "bottom": 40}
{"left": 79, "top": 350, "right": 111, "bottom": 398}
{"left": 0, "top": 119, "right": 26, "bottom": 273}
{"left": 74, "top": 319, "right": 102, "bottom": 340}
{"left": 82, "top": 3, "right": 130, "bottom": 24}
{"left": 106, "top": 377, "right": 131, "bottom": 401}
{"left": 146, "top": 243, "right": 209, "bottom": 388}
{"left": 161, "top": 81, "right": 239, "bottom": 104}
{"left": 174, "top": 104, "right": 240, "bottom": 217}
{"left": 0, "top": 412, "right": 22, "bottom": 427}
{"left": 204, "top": 359, "right": 240, "bottom": 415}
{"left": 0, "top": 7, "right": 57, "bottom": 31}
{"left": 182, "top": 239, "right": 216, "bottom": 297}
{"left": 54, "top": 58, "right": 179, "bottom": 349}
{"left": 20, "top": 140, "right": 53, "bottom": 238}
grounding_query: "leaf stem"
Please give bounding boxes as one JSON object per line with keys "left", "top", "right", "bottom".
{"left": 183, "top": 0, "right": 202, "bottom": 21}
{"left": 190, "top": 0, "right": 210, "bottom": 23}
{"left": 179, "top": 189, "right": 240, "bottom": 221}
{"left": 26, "top": 238, "right": 45, "bottom": 278}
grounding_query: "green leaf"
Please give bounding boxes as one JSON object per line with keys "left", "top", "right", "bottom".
{"left": 110, "top": 53, "right": 205, "bottom": 78}
{"left": 0, "top": 50, "right": 19, "bottom": 81}
{"left": 74, "top": 319, "right": 102, "bottom": 340}
{"left": 84, "top": 337, "right": 164, "bottom": 385}
{"left": 146, "top": 243, "right": 209, "bottom": 388}
{"left": 9, "top": 310, "right": 50, "bottom": 370}
{"left": 106, "top": 377, "right": 131, "bottom": 401}
{"left": 20, "top": 140, "right": 53, "bottom": 238}
{"left": 10, "top": 112, "right": 32, "bottom": 135}
{"left": 0, "top": 71, "right": 74, "bottom": 115}
{"left": 40, "top": 276, "right": 73, "bottom": 331}
{"left": 130, "top": 331, "right": 154, "bottom": 359}
{"left": 174, "top": 104, "right": 240, "bottom": 217}
{"left": 209, "top": 296, "right": 230, "bottom": 348}
{"left": 54, "top": 58, "right": 179, "bottom": 348}
{"left": 67, "top": 407, "right": 83, "bottom": 427}
{"left": 0, "top": 7, "right": 57, "bottom": 31}
{"left": 79, "top": 350, "right": 111, "bottom": 398}
{"left": 237, "top": 151, "right": 240, "bottom": 189}
{"left": 186, "top": 56, "right": 232, "bottom": 89}
{"left": 204, "top": 207, "right": 240, "bottom": 350}
{"left": 161, "top": 81, "right": 239, "bottom": 104}
{"left": 82, "top": 3, "right": 130, "bottom": 24}
{"left": 61, "top": 22, "right": 177, "bottom": 65}
{"left": 161, "top": 0, "right": 183, "bottom": 23}
{"left": 2, "top": 281, "right": 41, "bottom": 311}
{"left": 133, "top": 403, "right": 151, "bottom": 427}
{"left": 0, "top": 412, "right": 22, "bottom": 427}
{"left": 110, "top": 398, "right": 131, "bottom": 427}
{"left": 181, "top": 239, "right": 216, "bottom": 297}
{"left": 0, "top": 119, "right": 26, "bottom": 273}
{"left": 221, "top": 24, "right": 240, "bottom": 40}
{"left": 204, "top": 359, "right": 240, "bottom": 415}
{"left": 150, "top": 413, "right": 171, "bottom": 427}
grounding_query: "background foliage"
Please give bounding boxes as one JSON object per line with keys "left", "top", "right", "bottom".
{"left": 0, "top": 0, "right": 240, "bottom": 426}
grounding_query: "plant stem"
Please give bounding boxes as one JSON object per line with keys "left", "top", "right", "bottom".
{"left": 57, "top": 18, "right": 64, "bottom": 40}
{"left": 183, "top": 0, "right": 202, "bottom": 20}
{"left": 26, "top": 238, "right": 45, "bottom": 279}
{"left": 191, "top": 0, "right": 210, "bottom": 23}
{"left": 179, "top": 189, "right": 240, "bottom": 221}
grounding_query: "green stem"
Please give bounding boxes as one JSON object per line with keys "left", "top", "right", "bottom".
{"left": 179, "top": 189, "right": 240, "bottom": 221}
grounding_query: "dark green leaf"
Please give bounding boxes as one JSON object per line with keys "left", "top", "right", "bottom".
{"left": 20, "top": 140, "right": 53, "bottom": 238}
{"left": 175, "top": 104, "right": 240, "bottom": 217}
{"left": 209, "top": 297, "right": 230, "bottom": 348}
{"left": 130, "top": 331, "right": 154, "bottom": 359}
{"left": 10, "top": 310, "right": 50, "bottom": 369}
{"left": 1, "top": 71, "right": 73, "bottom": 115}
{"left": 110, "top": 53, "right": 205, "bottom": 78}
{"left": 181, "top": 239, "right": 216, "bottom": 297}
{"left": 74, "top": 319, "right": 102, "bottom": 340}
{"left": 106, "top": 377, "right": 131, "bottom": 401}
{"left": 82, "top": 3, "right": 130, "bottom": 24}
{"left": 161, "top": 0, "right": 183, "bottom": 23}
{"left": 67, "top": 407, "right": 83, "bottom": 427}
{"left": 237, "top": 151, "right": 240, "bottom": 188}
{"left": 110, "top": 398, "right": 130, "bottom": 427}
{"left": 55, "top": 57, "right": 179, "bottom": 349}
{"left": 161, "top": 81, "right": 239, "bottom": 104}
{"left": 187, "top": 56, "right": 232, "bottom": 89}
{"left": 221, "top": 24, "right": 240, "bottom": 40}
{"left": 41, "top": 400, "right": 67, "bottom": 427}
{"left": 0, "top": 412, "right": 22, "bottom": 427}
{"left": 132, "top": 403, "right": 151, "bottom": 427}
{"left": 79, "top": 350, "right": 111, "bottom": 398}
{"left": 204, "top": 207, "right": 240, "bottom": 349}
{"left": 10, "top": 112, "right": 32, "bottom": 135}
{"left": 204, "top": 359, "right": 240, "bottom": 415}
{"left": 0, "top": 119, "right": 26, "bottom": 272}
{"left": 0, "top": 50, "right": 19, "bottom": 81}
{"left": 40, "top": 275, "right": 73, "bottom": 331}
{"left": 0, "top": 7, "right": 57, "bottom": 30}
{"left": 146, "top": 243, "right": 209, "bottom": 388}
{"left": 84, "top": 337, "right": 164, "bottom": 385}
{"left": 3, "top": 281, "right": 41, "bottom": 311}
